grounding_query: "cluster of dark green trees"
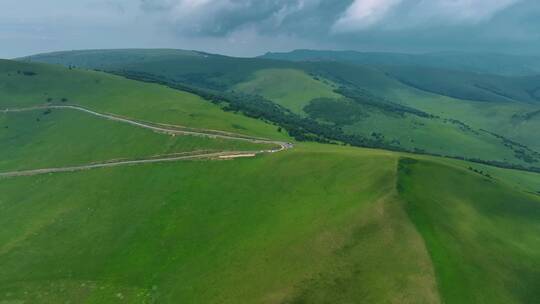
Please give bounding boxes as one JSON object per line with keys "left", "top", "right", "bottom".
{"left": 468, "top": 166, "right": 493, "bottom": 179}
{"left": 45, "top": 97, "right": 68, "bottom": 103}
{"left": 19, "top": 70, "right": 37, "bottom": 76}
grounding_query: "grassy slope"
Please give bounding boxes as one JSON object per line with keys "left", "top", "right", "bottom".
{"left": 20, "top": 49, "right": 203, "bottom": 70}
{"left": 386, "top": 88, "right": 540, "bottom": 151}
{"left": 22, "top": 50, "right": 540, "bottom": 163}
{"left": 398, "top": 158, "right": 540, "bottom": 304}
{"left": 230, "top": 64, "right": 536, "bottom": 166}
{"left": 341, "top": 110, "right": 521, "bottom": 161}
{"left": 0, "top": 144, "right": 440, "bottom": 304}
{"left": 233, "top": 68, "right": 341, "bottom": 114}
{"left": 414, "top": 153, "right": 540, "bottom": 195}
{"left": 291, "top": 61, "right": 540, "bottom": 156}
{"left": 311, "top": 61, "right": 540, "bottom": 157}
{"left": 381, "top": 66, "right": 540, "bottom": 103}
{"left": 323, "top": 63, "right": 540, "bottom": 152}
{"left": 5, "top": 50, "right": 540, "bottom": 304}
{"left": 0, "top": 109, "right": 271, "bottom": 171}
{"left": 23, "top": 49, "right": 294, "bottom": 90}
{"left": 1, "top": 142, "right": 539, "bottom": 303}
{"left": 0, "top": 59, "right": 287, "bottom": 140}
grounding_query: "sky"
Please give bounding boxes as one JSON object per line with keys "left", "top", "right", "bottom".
{"left": 1, "top": 0, "right": 539, "bottom": 58}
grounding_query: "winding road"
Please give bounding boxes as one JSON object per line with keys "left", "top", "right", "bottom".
{"left": 0, "top": 104, "right": 293, "bottom": 178}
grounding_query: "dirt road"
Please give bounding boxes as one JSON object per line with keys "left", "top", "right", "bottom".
{"left": 0, "top": 104, "right": 293, "bottom": 178}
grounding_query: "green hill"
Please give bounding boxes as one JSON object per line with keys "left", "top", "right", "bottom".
{"left": 22, "top": 49, "right": 293, "bottom": 90}
{"left": 0, "top": 108, "right": 271, "bottom": 172}
{"left": 23, "top": 49, "right": 540, "bottom": 170}
{"left": 1, "top": 57, "right": 540, "bottom": 303}
{"left": 399, "top": 158, "right": 540, "bottom": 303}
{"left": 0, "top": 59, "right": 286, "bottom": 140}
{"left": 0, "top": 59, "right": 285, "bottom": 174}
{"left": 233, "top": 68, "right": 341, "bottom": 114}
{"left": 381, "top": 65, "right": 540, "bottom": 103}
{"left": 1, "top": 143, "right": 540, "bottom": 303}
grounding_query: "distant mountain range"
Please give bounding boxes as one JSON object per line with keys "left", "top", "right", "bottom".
{"left": 261, "top": 49, "right": 540, "bottom": 76}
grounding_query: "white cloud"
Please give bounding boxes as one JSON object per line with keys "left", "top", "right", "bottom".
{"left": 332, "top": 0, "right": 521, "bottom": 33}
{"left": 332, "top": 0, "right": 402, "bottom": 32}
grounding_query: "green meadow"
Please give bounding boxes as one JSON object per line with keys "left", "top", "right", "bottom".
{"left": 233, "top": 68, "right": 340, "bottom": 114}
{"left": 385, "top": 87, "right": 540, "bottom": 152}
{"left": 0, "top": 59, "right": 287, "bottom": 140}
{"left": 0, "top": 144, "right": 432, "bottom": 304}
{"left": 1, "top": 143, "right": 540, "bottom": 303}
{"left": 0, "top": 108, "right": 272, "bottom": 171}
{"left": 22, "top": 49, "right": 540, "bottom": 167}
{"left": 2, "top": 53, "right": 540, "bottom": 303}
{"left": 399, "top": 158, "right": 540, "bottom": 304}
{"left": 27, "top": 49, "right": 540, "bottom": 167}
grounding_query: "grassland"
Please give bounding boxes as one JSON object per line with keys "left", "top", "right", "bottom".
{"left": 230, "top": 64, "right": 540, "bottom": 167}
{"left": 233, "top": 68, "right": 341, "bottom": 114}
{"left": 1, "top": 142, "right": 540, "bottom": 303}
{"left": 398, "top": 158, "right": 540, "bottom": 304}
{"left": 23, "top": 49, "right": 540, "bottom": 168}
{"left": 0, "top": 59, "right": 287, "bottom": 140}
{"left": 381, "top": 65, "right": 540, "bottom": 103}
{"left": 0, "top": 108, "right": 272, "bottom": 171}
{"left": 25, "top": 50, "right": 540, "bottom": 167}
{"left": 384, "top": 87, "right": 540, "bottom": 151}
{"left": 3, "top": 53, "right": 540, "bottom": 303}
{"left": 22, "top": 49, "right": 294, "bottom": 90}
{"left": 342, "top": 111, "right": 522, "bottom": 162}
{"left": 0, "top": 144, "right": 434, "bottom": 304}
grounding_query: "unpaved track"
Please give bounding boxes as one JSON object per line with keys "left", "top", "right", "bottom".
{"left": 0, "top": 105, "right": 293, "bottom": 178}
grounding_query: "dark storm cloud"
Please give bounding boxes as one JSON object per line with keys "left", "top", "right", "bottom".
{"left": 136, "top": 0, "right": 522, "bottom": 34}
{"left": 335, "top": 0, "right": 540, "bottom": 53}
{"left": 135, "top": 0, "right": 539, "bottom": 53}
{"left": 138, "top": 0, "right": 352, "bottom": 37}
{"left": 1, "top": 0, "right": 540, "bottom": 58}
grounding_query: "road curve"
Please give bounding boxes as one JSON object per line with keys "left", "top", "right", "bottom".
{"left": 0, "top": 104, "right": 293, "bottom": 178}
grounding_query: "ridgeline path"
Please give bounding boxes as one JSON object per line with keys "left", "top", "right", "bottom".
{"left": 0, "top": 104, "right": 293, "bottom": 178}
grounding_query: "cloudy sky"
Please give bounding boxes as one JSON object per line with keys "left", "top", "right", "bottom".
{"left": 1, "top": 0, "right": 539, "bottom": 58}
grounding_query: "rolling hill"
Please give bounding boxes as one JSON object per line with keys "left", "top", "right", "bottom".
{"left": 1, "top": 56, "right": 540, "bottom": 304}
{"left": 23, "top": 49, "right": 540, "bottom": 169}
{"left": 0, "top": 58, "right": 287, "bottom": 140}
{"left": 0, "top": 59, "right": 285, "bottom": 174}
{"left": 380, "top": 65, "right": 540, "bottom": 104}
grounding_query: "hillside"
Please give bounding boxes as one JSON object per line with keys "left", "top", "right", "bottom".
{"left": 2, "top": 144, "right": 540, "bottom": 303}
{"left": 398, "top": 157, "right": 540, "bottom": 304}
{"left": 22, "top": 49, "right": 293, "bottom": 90}
{"left": 0, "top": 107, "right": 273, "bottom": 172}
{"left": 0, "top": 59, "right": 287, "bottom": 174}
{"left": 0, "top": 59, "right": 289, "bottom": 138}
{"left": 23, "top": 50, "right": 540, "bottom": 170}
{"left": 380, "top": 65, "right": 540, "bottom": 103}
{"left": 2, "top": 57, "right": 540, "bottom": 303}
